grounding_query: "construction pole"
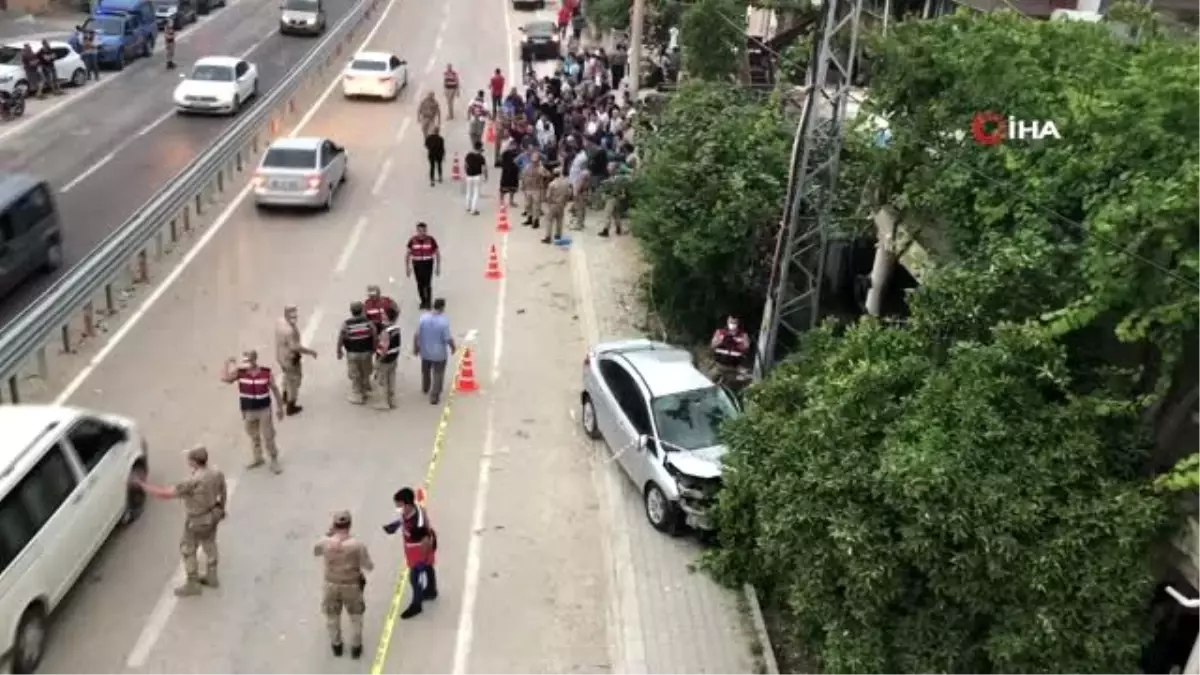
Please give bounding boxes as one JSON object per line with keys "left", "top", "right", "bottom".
{"left": 629, "top": 0, "right": 645, "bottom": 99}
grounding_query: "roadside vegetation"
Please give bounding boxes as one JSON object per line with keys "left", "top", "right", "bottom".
{"left": 624, "top": 2, "right": 1199, "bottom": 672}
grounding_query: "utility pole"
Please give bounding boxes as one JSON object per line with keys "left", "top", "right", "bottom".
{"left": 629, "top": 0, "right": 645, "bottom": 99}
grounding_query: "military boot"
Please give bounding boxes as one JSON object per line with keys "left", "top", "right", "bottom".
{"left": 174, "top": 578, "right": 203, "bottom": 597}
{"left": 350, "top": 646, "right": 363, "bottom": 660}
{"left": 200, "top": 566, "right": 220, "bottom": 588}
{"left": 331, "top": 642, "right": 344, "bottom": 657}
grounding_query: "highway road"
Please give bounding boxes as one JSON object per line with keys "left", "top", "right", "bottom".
{"left": 0, "top": 0, "right": 359, "bottom": 325}
{"left": 33, "top": 0, "right": 621, "bottom": 671}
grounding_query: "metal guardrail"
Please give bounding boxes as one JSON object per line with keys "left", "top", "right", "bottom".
{"left": 0, "top": 0, "right": 383, "bottom": 404}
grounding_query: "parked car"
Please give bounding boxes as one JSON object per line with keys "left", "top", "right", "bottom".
{"left": 154, "top": 0, "right": 198, "bottom": 30}
{"left": 520, "top": 20, "right": 560, "bottom": 60}
{"left": 0, "top": 42, "right": 88, "bottom": 96}
{"left": 0, "top": 175, "right": 63, "bottom": 300}
{"left": 340, "top": 51, "right": 407, "bottom": 100}
{"left": 0, "top": 405, "right": 149, "bottom": 673}
{"left": 511, "top": 0, "right": 545, "bottom": 9}
{"left": 252, "top": 137, "right": 348, "bottom": 210}
{"left": 580, "top": 339, "right": 742, "bottom": 534}
{"left": 279, "top": 0, "right": 326, "bottom": 35}
{"left": 70, "top": 10, "right": 155, "bottom": 70}
{"left": 173, "top": 56, "right": 258, "bottom": 115}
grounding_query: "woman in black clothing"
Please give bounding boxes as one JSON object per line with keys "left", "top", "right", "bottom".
{"left": 498, "top": 142, "right": 521, "bottom": 207}
{"left": 425, "top": 127, "right": 446, "bottom": 186}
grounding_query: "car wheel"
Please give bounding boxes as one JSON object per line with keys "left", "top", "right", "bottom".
{"left": 43, "top": 241, "right": 63, "bottom": 272}
{"left": 11, "top": 605, "right": 47, "bottom": 674}
{"left": 70, "top": 68, "right": 87, "bottom": 87}
{"left": 581, "top": 395, "right": 601, "bottom": 440}
{"left": 121, "top": 462, "right": 148, "bottom": 525}
{"left": 321, "top": 188, "right": 334, "bottom": 211}
{"left": 14, "top": 79, "right": 29, "bottom": 96}
{"left": 251, "top": 78, "right": 258, "bottom": 98}
{"left": 644, "top": 483, "right": 681, "bottom": 535}
{"left": 114, "top": 50, "right": 126, "bottom": 70}
{"left": 231, "top": 95, "right": 240, "bottom": 114}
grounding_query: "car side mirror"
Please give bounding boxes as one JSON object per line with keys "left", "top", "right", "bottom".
{"left": 398, "top": 59, "right": 407, "bottom": 66}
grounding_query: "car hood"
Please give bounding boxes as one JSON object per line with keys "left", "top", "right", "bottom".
{"left": 175, "top": 79, "right": 236, "bottom": 97}
{"left": 93, "top": 33, "right": 126, "bottom": 46}
{"left": 665, "top": 445, "right": 725, "bottom": 480}
{"left": 281, "top": 9, "right": 318, "bottom": 21}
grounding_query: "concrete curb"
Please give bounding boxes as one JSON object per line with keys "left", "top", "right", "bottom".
{"left": 744, "top": 583, "right": 781, "bottom": 674}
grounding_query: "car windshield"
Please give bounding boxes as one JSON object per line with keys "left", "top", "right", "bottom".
{"left": 85, "top": 16, "right": 124, "bottom": 34}
{"left": 651, "top": 386, "right": 738, "bottom": 452}
{"left": 350, "top": 58, "right": 387, "bottom": 71}
{"left": 262, "top": 147, "right": 317, "bottom": 168}
{"left": 190, "top": 64, "right": 234, "bottom": 82}
{"left": 0, "top": 47, "right": 20, "bottom": 65}
{"left": 283, "top": 0, "right": 319, "bottom": 10}
{"left": 525, "top": 23, "right": 555, "bottom": 36}
{"left": 154, "top": 0, "right": 178, "bottom": 8}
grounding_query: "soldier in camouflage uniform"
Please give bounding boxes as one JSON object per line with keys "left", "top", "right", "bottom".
{"left": 543, "top": 169, "right": 572, "bottom": 244}
{"left": 135, "top": 446, "right": 228, "bottom": 596}
{"left": 520, "top": 152, "right": 551, "bottom": 229}
{"left": 599, "top": 161, "right": 633, "bottom": 237}
{"left": 314, "top": 510, "right": 374, "bottom": 659}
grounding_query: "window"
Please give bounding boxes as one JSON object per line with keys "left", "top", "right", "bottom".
{"left": 599, "top": 360, "right": 652, "bottom": 435}
{"left": 0, "top": 212, "right": 13, "bottom": 248}
{"left": 0, "top": 446, "right": 79, "bottom": 576}
{"left": 262, "top": 147, "right": 318, "bottom": 169}
{"left": 235, "top": 61, "right": 248, "bottom": 78}
{"left": 67, "top": 417, "right": 126, "bottom": 473}
{"left": 8, "top": 185, "right": 53, "bottom": 236}
{"left": 319, "top": 141, "right": 334, "bottom": 167}
{"left": 52, "top": 47, "right": 70, "bottom": 61}
{"left": 389, "top": 56, "right": 402, "bottom": 69}
{"left": 651, "top": 386, "right": 738, "bottom": 452}
{"left": 350, "top": 59, "right": 388, "bottom": 72}
{"left": 190, "top": 64, "right": 234, "bottom": 82}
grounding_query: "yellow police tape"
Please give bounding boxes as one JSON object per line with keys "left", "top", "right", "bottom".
{"left": 370, "top": 349, "right": 469, "bottom": 674}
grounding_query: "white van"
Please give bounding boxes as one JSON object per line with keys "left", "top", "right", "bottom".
{"left": 0, "top": 406, "right": 148, "bottom": 673}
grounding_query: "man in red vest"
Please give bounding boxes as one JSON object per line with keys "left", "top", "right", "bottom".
{"left": 220, "top": 349, "right": 284, "bottom": 473}
{"left": 383, "top": 487, "right": 438, "bottom": 619}
{"left": 362, "top": 285, "right": 399, "bottom": 333}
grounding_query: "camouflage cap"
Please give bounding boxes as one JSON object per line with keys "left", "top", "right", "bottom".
{"left": 332, "top": 510, "right": 352, "bottom": 527}
{"left": 185, "top": 445, "right": 208, "bottom": 464}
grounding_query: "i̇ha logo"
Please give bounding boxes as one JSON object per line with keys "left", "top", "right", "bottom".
{"left": 970, "top": 111, "right": 1061, "bottom": 146}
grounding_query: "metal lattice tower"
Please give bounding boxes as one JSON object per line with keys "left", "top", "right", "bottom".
{"left": 756, "top": 0, "right": 867, "bottom": 375}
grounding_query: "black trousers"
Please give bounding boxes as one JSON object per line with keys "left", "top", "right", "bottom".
{"left": 413, "top": 260, "right": 434, "bottom": 309}
{"left": 428, "top": 157, "right": 443, "bottom": 183}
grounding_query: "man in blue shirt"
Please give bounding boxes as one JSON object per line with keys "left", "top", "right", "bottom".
{"left": 413, "top": 298, "right": 456, "bottom": 405}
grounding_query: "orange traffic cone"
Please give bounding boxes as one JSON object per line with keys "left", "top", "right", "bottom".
{"left": 496, "top": 208, "right": 510, "bottom": 232}
{"left": 484, "top": 245, "right": 503, "bottom": 280}
{"left": 455, "top": 348, "right": 480, "bottom": 393}
{"left": 485, "top": 121, "right": 496, "bottom": 144}
{"left": 415, "top": 487, "right": 426, "bottom": 503}
{"left": 450, "top": 153, "right": 462, "bottom": 181}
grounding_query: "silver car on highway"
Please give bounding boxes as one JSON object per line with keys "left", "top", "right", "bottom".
{"left": 580, "top": 339, "right": 742, "bottom": 534}
{"left": 252, "top": 137, "right": 348, "bottom": 210}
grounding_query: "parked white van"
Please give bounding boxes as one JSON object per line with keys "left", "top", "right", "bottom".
{"left": 0, "top": 406, "right": 148, "bottom": 673}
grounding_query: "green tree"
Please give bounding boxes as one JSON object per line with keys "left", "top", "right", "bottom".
{"left": 679, "top": 0, "right": 745, "bottom": 81}
{"left": 711, "top": 320, "right": 1172, "bottom": 673}
{"left": 630, "top": 81, "right": 790, "bottom": 341}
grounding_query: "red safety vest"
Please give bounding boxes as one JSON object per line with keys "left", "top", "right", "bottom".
{"left": 407, "top": 235, "right": 437, "bottom": 262}
{"left": 443, "top": 69, "right": 459, "bottom": 90}
{"left": 236, "top": 366, "right": 272, "bottom": 411}
{"left": 713, "top": 329, "right": 748, "bottom": 358}
{"left": 402, "top": 506, "right": 436, "bottom": 568}
{"left": 363, "top": 296, "right": 395, "bottom": 326}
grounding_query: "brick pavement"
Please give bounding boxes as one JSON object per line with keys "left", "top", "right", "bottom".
{"left": 566, "top": 217, "right": 761, "bottom": 674}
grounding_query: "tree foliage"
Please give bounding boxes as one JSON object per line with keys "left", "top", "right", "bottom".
{"left": 630, "top": 81, "right": 790, "bottom": 341}
{"left": 679, "top": 0, "right": 746, "bottom": 81}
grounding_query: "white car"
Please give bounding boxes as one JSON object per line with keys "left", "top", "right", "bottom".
{"left": 0, "top": 42, "right": 88, "bottom": 96}
{"left": 174, "top": 55, "right": 258, "bottom": 115}
{"left": 341, "top": 51, "right": 407, "bottom": 100}
{"left": 0, "top": 405, "right": 149, "bottom": 673}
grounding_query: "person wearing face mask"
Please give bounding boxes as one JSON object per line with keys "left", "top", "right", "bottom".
{"left": 710, "top": 315, "right": 751, "bottom": 372}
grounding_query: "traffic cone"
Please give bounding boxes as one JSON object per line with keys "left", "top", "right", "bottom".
{"left": 450, "top": 153, "right": 462, "bottom": 181}
{"left": 485, "top": 121, "right": 495, "bottom": 144}
{"left": 496, "top": 208, "right": 510, "bottom": 233}
{"left": 416, "top": 487, "right": 426, "bottom": 503}
{"left": 484, "top": 244, "right": 503, "bottom": 280}
{"left": 455, "top": 348, "right": 480, "bottom": 393}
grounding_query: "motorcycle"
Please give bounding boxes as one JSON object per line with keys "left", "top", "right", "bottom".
{"left": 0, "top": 90, "right": 26, "bottom": 121}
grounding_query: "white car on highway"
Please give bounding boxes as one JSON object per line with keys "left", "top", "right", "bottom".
{"left": 341, "top": 51, "right": 407, "bottom": 100}
{"left": 0, "top": 42, "right": 88, "bottom": 96}
{"left": 0, "top": 405, "right": 149, "bottom": 674}
{"left": 174, "top": 56, "right": 259, "bottom": 115}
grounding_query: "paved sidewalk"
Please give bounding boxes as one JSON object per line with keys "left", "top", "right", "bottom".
{"left": 0, "top": 9, "right": 83, "bottom": 42}
{"left": 567, "top": 220, "right": 762, "bottom": 674}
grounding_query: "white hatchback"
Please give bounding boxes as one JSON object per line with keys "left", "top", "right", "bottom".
{"left": 0, "top": 405, "right": 149, "bottom": 673}
{"left": 341, "top": 51, "right": 407, "bottom": 100}
{"left": 174, "top": 55, "right": 259, "bottom": 115}
{"left": 0, "top": 42, "right": 89, "bottom": 96}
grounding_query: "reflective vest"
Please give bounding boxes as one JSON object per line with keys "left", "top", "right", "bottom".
{"left": 713, "top": 330, "right": 748, "bottom": 361}
{"left": 363, "top": 296, "right": 394, "bottom": 327}
{"left": 443, "top": 69, "right": 459, "bottom": 90}
{"left": 342, "top": 317, "right": 374, "bottom": 353}
{"left": 236, "top": 366, "right": 272, "bottom": 411}
{"left": 407, "top": 235, "right": 437, "bottom": 262}
{"left": 378, "top": 324, "right": 402, "bottom": 364}
{"left": 402, "top": 506, "right": 436, "bottom": 568}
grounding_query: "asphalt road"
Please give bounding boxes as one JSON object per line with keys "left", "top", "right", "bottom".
{"left": 33, "top": 0, "right": 617, "bottom": 671}
{"left": 0, "top": 0, "right": 358, "bottom": 325}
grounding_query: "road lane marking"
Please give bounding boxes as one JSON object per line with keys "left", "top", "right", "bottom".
{"left": 451, "top": 408, "right": 496, "bottom": 674}
{"left": 490, "top": 232, "right": 508, "bottom": 384}
{"left": 371, "top": 158, "right": 393, "bottom": 195}
{"left": 60, "top": 149, "right": 117, "bottom": 193}
{"left": 301, "top": 307, "right": 324, "bottom": 345}
{"left": 424, "top": 54, "right": 435, "bottom": 73}
{"left": 434, "top": 34, "right": 443, "bottom": 52}
{"left": 334, "top": 215, "right": 370, "bottom": 273}
{"left": 394, "top": 116, "right": 411, "bottom": 142}
{"left": 371, "top": 337, "right": 475, "bottom": 675}
{"left": 126, "top": 476, "right": 240, "bottom": 668}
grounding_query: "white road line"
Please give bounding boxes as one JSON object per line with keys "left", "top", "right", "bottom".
{"left": 424, "top": 54, "right": 435, "bottom": 73}
{"left": 334, "top": 215, "right": 369, "bottom": 273}
{"left": 371, "top": 157, "right": 393, "bottom": 195}
{"left": 60, "top": 149, "right": 117, "bottom": 193}
{"left": 394, "top": 116, "right": 411, "bottom": 142}
{"left": 490, "top": 232, "right": 508, "bottom": 384}
{"left": 301, "top": 307, "right": 324, "bottom": 345}
{"left": 434, "top": 34, "right": 443, "bottom": 52}
{"left": 451, "top": 409, "right": 496, "bottom": 674}
{"left": 126, "top": 476, "right": 240, "bottom": 668}
{"left": 439, "top": 16, "right": 449, "bottom": 32}
{"left": 135, "top": 109, "right": 177, "bottom": 138}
